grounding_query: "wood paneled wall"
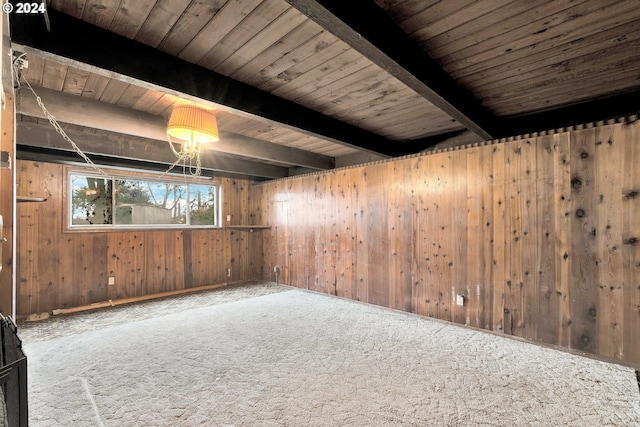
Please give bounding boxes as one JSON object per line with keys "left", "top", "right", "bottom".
{"left": 16, "top": 161, "right": 257, "bottom": 316}
{"left": 250, "top": 120, "right": 640, "bottom": 367}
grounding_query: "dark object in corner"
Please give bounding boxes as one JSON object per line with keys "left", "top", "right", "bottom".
{"left": 0, "top": 314, "right": 28, "bottom": 426}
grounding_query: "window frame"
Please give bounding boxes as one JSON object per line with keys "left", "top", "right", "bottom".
{"left": 66, "top": 167, "right": 222, "bottom": 231}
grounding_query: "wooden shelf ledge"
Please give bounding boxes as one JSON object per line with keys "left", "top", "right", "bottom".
{"left": 17, "top": 196, "right": 47, "bottom": 203}
{"left": 224, "top": 225, "right": 271, "bottom": 232}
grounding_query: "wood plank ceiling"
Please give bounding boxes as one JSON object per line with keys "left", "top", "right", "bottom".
{"left": 8, "top": 0, "right": 640, "bottom": 179}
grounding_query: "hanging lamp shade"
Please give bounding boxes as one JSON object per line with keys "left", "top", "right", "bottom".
{"left": 166, "top": 105, "right": 219, "bottom": 156}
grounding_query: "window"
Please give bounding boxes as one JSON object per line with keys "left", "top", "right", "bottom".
{"left": 69, "top": 172, "right": 220, "bottom": 228}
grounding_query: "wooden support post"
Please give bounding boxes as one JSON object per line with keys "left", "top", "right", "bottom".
{"left": 0, "top": 93, "right": 14, "bottom": 318}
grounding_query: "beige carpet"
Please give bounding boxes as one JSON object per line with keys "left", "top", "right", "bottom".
{"left": 0, "top": 388, "right": 6, "bottom": 427}
{"left": 20, "top": 284, "right": 640, "bottom": 426}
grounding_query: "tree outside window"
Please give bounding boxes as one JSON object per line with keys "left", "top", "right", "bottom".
{"left": 70, "top": 173, "right": 219, "bottom": 228}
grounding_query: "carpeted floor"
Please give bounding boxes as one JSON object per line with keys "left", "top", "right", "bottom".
{"left": 19, "top": 283, "right": 640, "bottom": 426}
{"left": 0, "top": 388, "right": 6, "bottom": 427}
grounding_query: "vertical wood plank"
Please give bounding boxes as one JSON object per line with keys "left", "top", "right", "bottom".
{"left": 274, "top": 187, "right": 289, "bottom": 285}
{"left": 594, "top": 124, "right": 624, "bottom": 360}
{"left": 355, "top": 168, "right": 368, "bottom": 303}
{"left": 491, "top": 143, "right": 507, "bottom": 333}
{"left": 520, "top": 138, "right": 538, "bottom": 339}
{"left": 222, "top": 178, "right": 234, "bottom": 282}
{"left": 410, "top": 156, "right": 425, "bottom": 316}
{"left": 569, "top": 127, "right": 598, "bottom": 354}
{"left": 326, "top": 172, "right": 337, "bottom": 296}
{"left": 451, "top": 149, "right": 468, "bottom": 325}
{"left": 434, "top": 152, "right": 452, "bottom": 322}
{"left": 314, "top": 175, "right": 324, "bottom": 292}
{"left": 554, "top": 133, "right": 572, "bottom": 348}
{"left": 536, "top": 134, "right": 559, "bottom": 344}
{"left": 426, "top": 154, "right": 442, "bottom": 318}
{"left": 335, "top": 170, "right": 353, "bottom": 299}
{"left": 349, "top": 168, "right": 359, "bottom": 300}
{"left": 480, "top": 146, "right": 494, "bottom": 330}
{"left": 419, "top": 153, "right": 440, "bottom": 318}
{"left": 288, "top": 177, "right": 302, "bottom": 288}
{"left": 504, "top": 140, "right": 523, "bottom": 336}
{"left": 57, "top": 233, "right": 74, "bottom": 309}
{"left": 145, "top": 232, "right": 164, "bottom": 294}
{"left": 622, "top": 120, "right": 640, "bottom": 363}
{"left": 465, "top": 146, "right": 483, "bottom": 328}
{"left": 182, "top": 230, "right": 193, "bottom": 287}
{"left": 248, "top": 183, "right": 264, "bottom": 280}
{"left": 366, "top": 164, "right": 390, "bottom": 308}
{"left": 166, "top": 230, "right": 185, "bottom": 289}
{"left": 389, "top": 159, "right": 412, "bottom": 312}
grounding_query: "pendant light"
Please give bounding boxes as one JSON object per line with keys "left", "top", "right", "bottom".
{"left": 166, "top": 104, "right": 219, "bottom": 175}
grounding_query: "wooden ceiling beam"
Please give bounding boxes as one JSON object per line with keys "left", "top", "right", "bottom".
{"left": 501, "top": 90, "right": 640, "bottom": 136}
{"left": 10, "top": 9, "right": 398, "bottom": 156}
{"left": 17, "top": 86, "right": 333, "bottom": 170}
{"left": 284, "top": 0, "right": 500, "bottom": 140}
{"left": 16, "top": 120, "right": 289, "bottom": 179}
{"left": 16, "top": 144, "right": 271, "bottom": 181}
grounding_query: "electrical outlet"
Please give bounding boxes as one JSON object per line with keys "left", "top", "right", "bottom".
{"left": 456, "top": 295, "right": 464, "bottom": 306}
{"left": 108, "top": 277, "right": 115, "bottom": 286}
{"left": 226, "top": 214, "right": 231, "bottom": 222}
{"left": 0, "top": 151, "right": 10, "bottom": 170}
{"left": 227, "top": 268, "right": 231, "bottom": 278}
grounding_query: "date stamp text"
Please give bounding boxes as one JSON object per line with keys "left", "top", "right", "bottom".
{"left": 3, "top": 2, "right": 47, "bottom": 14}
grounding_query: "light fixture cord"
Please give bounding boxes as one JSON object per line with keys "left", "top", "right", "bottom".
{"left": 14, "top": 54, "right": 107, "bottom": 176}
{"left": 164, "top": 136, "right": 203, "bottom": 177}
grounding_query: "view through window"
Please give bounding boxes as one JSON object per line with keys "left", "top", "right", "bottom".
{"left": 70, "top": 173, "right": 219, "bottom": 228}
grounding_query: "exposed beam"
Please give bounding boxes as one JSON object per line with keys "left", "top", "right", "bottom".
{"left": 17, "top": 86, "right": 333, "bottom": 170}
{"left": 501, "top": 90, "right": 640, "bottom": 136}
{"left": 284, "top": 0, "right": 499, "bottom": 140}
{"left": 209, "top": 133, "right": 333, "bottom": 170}
{"left": 17, "top": 144, "right": 277, "bottom": 181}
{"left": 10, "top": 9, "right": 398, "bottom": 156}
{"left": 17, "top": 86, "right": 167, "bottom": 140}
{"left": 16, "top": 121, "right": 288, "bottom": 179}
